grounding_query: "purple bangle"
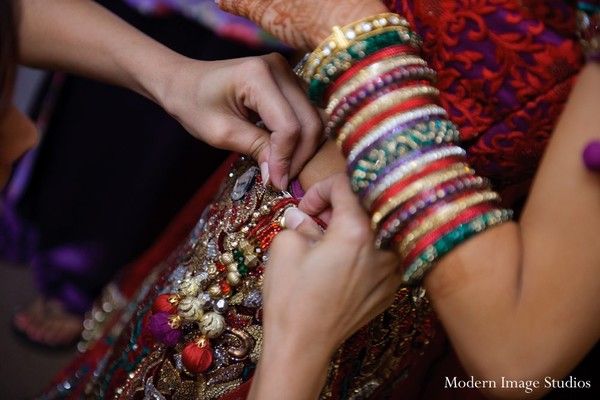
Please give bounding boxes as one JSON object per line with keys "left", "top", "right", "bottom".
{"left": 347, "top": 116, "right": 430, "bottom": 174}
{"left": 360, "top": 145, "right": 467, "bottom": 204}
{"left": 326, "top": 65, "right": 437, "bottom": 136}
{"left": 374, "top": 175, "right": 489, "bottom": 248}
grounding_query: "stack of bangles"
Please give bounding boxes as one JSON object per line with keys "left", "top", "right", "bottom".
{"left": 296, "top": 12, "right": 514, "bottom": 285}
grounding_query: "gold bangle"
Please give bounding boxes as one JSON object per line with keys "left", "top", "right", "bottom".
{"left": 336, "top": 85, "right": 440, "bottom": 146}
{"left": 325, "top": 55, "right": 427, "bottom": 114}
{"left": 397, "top": 191, "right": 499, "bottom": 257}
{"left": 310, "top": 25, "right": 412, "bottom": 79}
{"left": 370, "top": 164, "right": 474, "bottom": 229}
{"left": 301, "top": 13, "right": 410, "bottom": 82}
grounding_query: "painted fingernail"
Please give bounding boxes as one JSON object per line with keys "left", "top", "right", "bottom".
{"left": 282, "top": 207, "right": 308, "bottom": 230}
{"left": 260, "top": 162, "right": 270, "bottom": 187}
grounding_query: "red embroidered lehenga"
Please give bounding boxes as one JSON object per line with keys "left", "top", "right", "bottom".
{"left": 42, "top": 1, "right": 586, "bottom": 399}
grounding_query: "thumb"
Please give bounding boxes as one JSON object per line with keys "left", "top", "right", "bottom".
{"left": 282, "top": 207, "right": 324, "bottom": 241}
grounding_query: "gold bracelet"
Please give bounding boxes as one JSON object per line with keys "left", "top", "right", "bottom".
{"left": 301, "top": 13, "right": 410, "bottom": 82}
{"left": 336, "top": 85, "right": 440, "bottom": 146}
{"left": 370, "top": 164, "right": 474, "bottom": 229}
{"left": 311, "top": 25, "right": 412, "bottom": 79}
{"left": 397, "top": 191, "right": 499, "bottom": 257}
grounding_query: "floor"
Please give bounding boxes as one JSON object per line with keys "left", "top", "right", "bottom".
{"left": 0, "top": 261, "right": 76, "bottom": 399}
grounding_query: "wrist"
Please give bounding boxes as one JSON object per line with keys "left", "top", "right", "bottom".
{"left": 148, "top": 54, "right": 201, "bottom": 116}
{"left": 251, "top": 331, "right": 334, "bottom": 400}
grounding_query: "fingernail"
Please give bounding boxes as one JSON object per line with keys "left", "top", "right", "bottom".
{"left": 279, "top": 174, "right": 289, "bottom": 191}
{"left": 260, "top": 162, "right": 270, "bottom": 187}
{"left": 282, "top": 207, "right": 308, "bottom": 230}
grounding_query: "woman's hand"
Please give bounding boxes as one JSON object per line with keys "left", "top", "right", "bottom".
{"left": 18, "top": 0, "right": 323, "bottom": 190}
{"left": 217, "top": 0, "right": 388, "bottom": 50}
{"left": 250, "top": 174, "right": 400, "bottom": 400}
{"left": 160, "top": 54, "right": 322, "bottom": 189}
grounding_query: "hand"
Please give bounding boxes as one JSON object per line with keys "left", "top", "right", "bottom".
{"left": 250, "top": 174, "right": 400, "bottom": 399}
{"left": 217, "top": 0, "right": 388, "bottom": 50}
{"left": 159, "top": 54, "right": 323, "bottom": 189}
{"left": 266, "top": 174, "right": 400, "bottom": 355}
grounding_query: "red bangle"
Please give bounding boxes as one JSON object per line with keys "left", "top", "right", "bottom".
{"left": 330, "top": 79, "right": 434, "bottom": 135}
{"left": 395, "top": 189, "right": 480, "bottom": 238}
{"left": 399, "top": 203, "right": 494, "bottom": 268}
{"left": 325, "top": 44, "right": 417, "bottom": 101}
{"left": 368, "top": 158, "right": 462, "bottom": 213}
{"left": 341, "top": 96, "right": 437, "bottom": 155}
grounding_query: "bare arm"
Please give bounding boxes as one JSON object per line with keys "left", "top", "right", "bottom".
{"left": 18, "top": 0, "right": 177, "bottom": 104}
{"left": 425, "top": 63, "right": 600, "bottom": 397}
{"left": 16, "top": 0, "right": 324, "bottom": 189}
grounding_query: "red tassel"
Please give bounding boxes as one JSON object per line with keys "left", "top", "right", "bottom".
{"left": 152, "top": 293, "right": 179, "bottom": 314}
{"left": 182, "top": 337, "right": 214, "bottom": 374}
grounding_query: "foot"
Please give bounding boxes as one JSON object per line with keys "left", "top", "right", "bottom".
{"left": 13, "top": 297, "right": 83, "bottom": 347}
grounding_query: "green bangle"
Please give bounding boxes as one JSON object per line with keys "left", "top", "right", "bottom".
{"left": 350, "top": 119, "right": 460, "bottom": 191}
{"left": 402, "top": 209, "right": 513, "bottom": 285}
{"left": 308, "top": 30, "right": 422, "bottom": 104}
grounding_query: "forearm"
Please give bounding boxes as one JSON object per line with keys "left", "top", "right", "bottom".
{"left": 425, "top": 64, "right": 600, "bottom": 394}
{"left": 17, "top": 0, "right": 185, "bottom": 105}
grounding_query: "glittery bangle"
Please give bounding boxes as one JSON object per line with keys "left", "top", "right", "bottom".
{"left": 396, "top": 190, "right": 500, "bottom": 257}
{"left": 324, "top": 45, "right": 419, "bottom": 101}
{"left": 399, "top": 203, "right": 493, "bottom": 265}
{"left": 341, "top": 97, "right": 437, "bottom": 155}
{"left": 374, "top": 175, "right": 489, "bottom": 249}
{"left": 349, "top": 119, "right": 460, "bottom": 191}
{"left": 325, "top": 65, "right": 437, "bottom": 135}
{"left": 401, "top": 209, "right": 513, "bottom": 285}
{"left": 361, "top": 145, "right": 467, "bottom": 207}
{"left": 327, "top": 78, "right": 435, "bottom": 138}
{"left": 300, "top": 13, "right": 411, "bottom": 82}
{"left": 336, "top": 85, "right": 440, "bottom": 146}
{"left": 325, "top": 55, "right": 429, "bottom": 115}
{"left": 371, "top": 164, "right": 474, "bottom": 229}
{"left": 347, "top": 105, "right": 447, "bottom": 166}
{"left": 312, "top": 27, "right": 416, "bottom": 84}
{"left": 309, "top": 30, "right": 422, "bottom": 104}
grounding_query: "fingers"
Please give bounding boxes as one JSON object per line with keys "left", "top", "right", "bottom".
{"left": 214, "top": 116, "right": 272, "bottom": 169}
{"left": 263, "top": 53, "right": 324, "bottom": 181}
{"left": 269, "top": 229, "right": 310, "bottom": 263}
{"left": 282, "top": 207, "right": 323, "bottom": 241}
{"left": 236, "top": 57, "right": 303, "bottom": 190}
{"left": 299, "top": 174, "right": 371, "bottom": 243}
